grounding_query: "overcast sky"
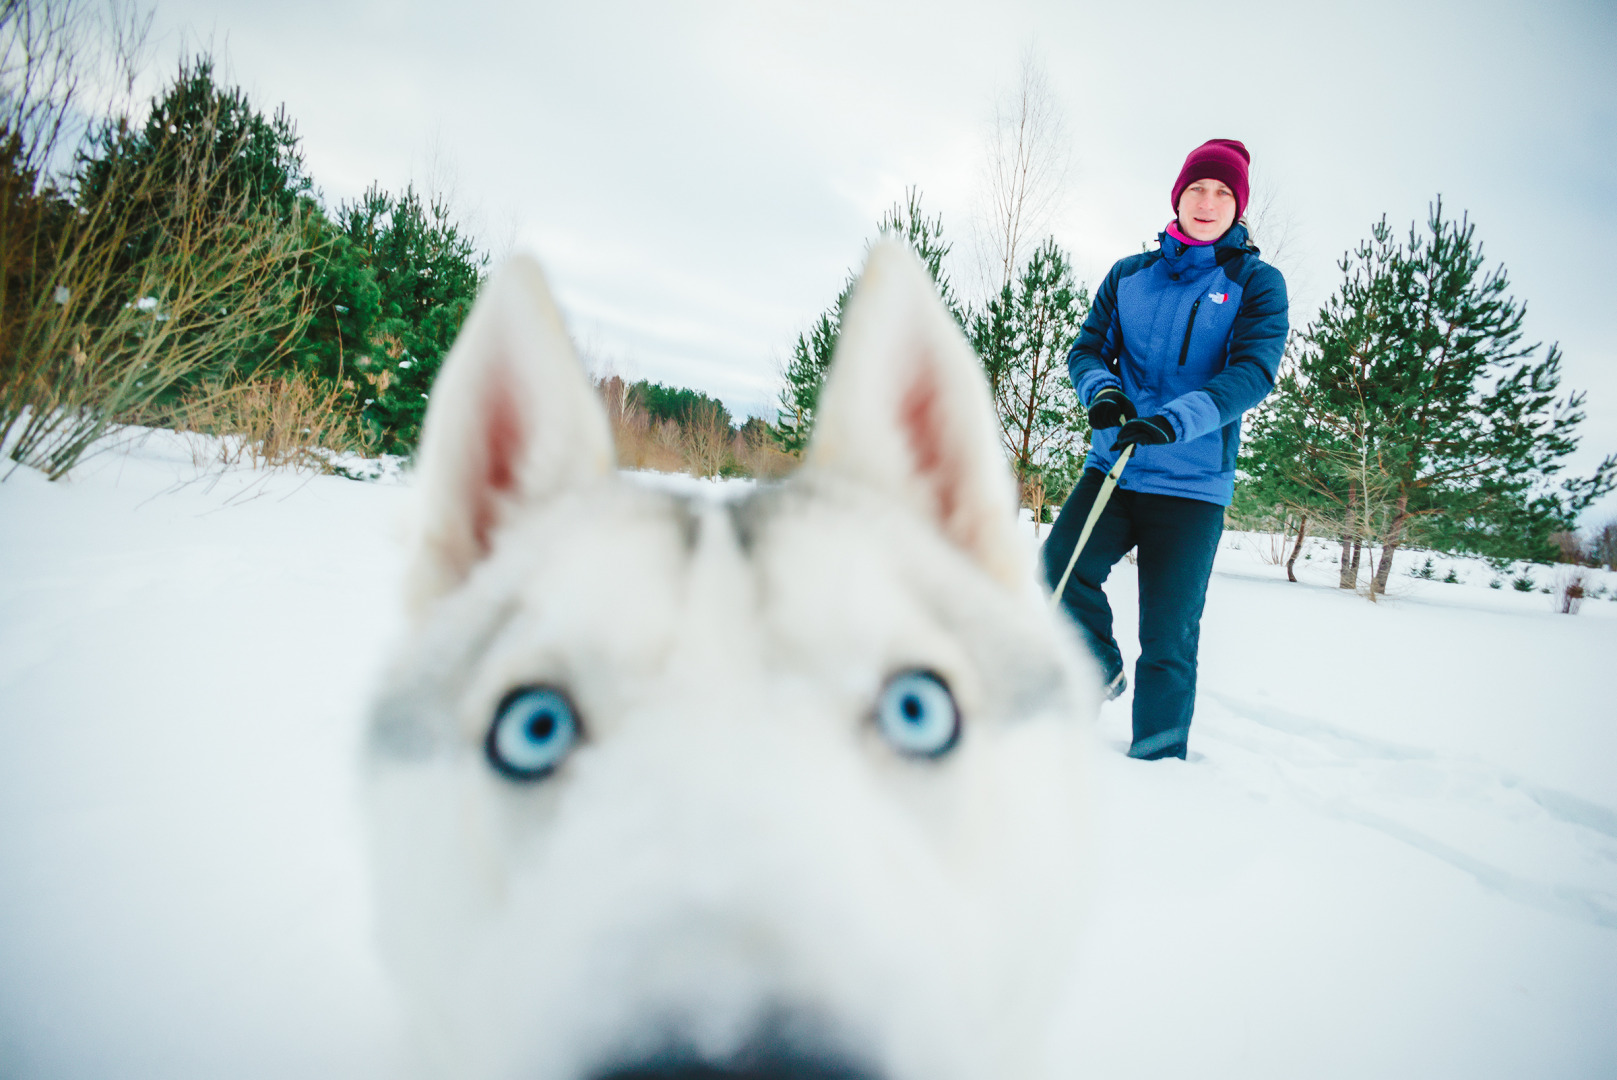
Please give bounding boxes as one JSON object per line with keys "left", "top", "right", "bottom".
{"left": 145, "top": 0, "right": 1617, "bottom": 517}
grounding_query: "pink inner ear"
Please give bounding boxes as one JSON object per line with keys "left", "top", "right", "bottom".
{"left": 472, "top": 369, "right": 525, "bottom": 553}
{"left": 899, "top": 366, "right": 961, "bottom": 528}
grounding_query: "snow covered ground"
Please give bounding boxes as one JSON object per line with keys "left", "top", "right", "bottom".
{"left": 2, "top": 430, "right": 1614, "bottom": 1079}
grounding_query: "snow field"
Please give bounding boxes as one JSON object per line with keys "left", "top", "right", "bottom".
{"left": 1, "top": 429, "right": 1614, "bottom": 1079}
{"left": 1060, "top": 540, "right": 1617, "bottom": 1078}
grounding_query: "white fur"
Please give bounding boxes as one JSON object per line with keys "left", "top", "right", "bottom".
{"left": 365, "top": 243, "right": 1098, "bottom": 1080}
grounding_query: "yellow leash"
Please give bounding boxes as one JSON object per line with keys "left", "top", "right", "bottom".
{"left": 1048, "top": 444, "right": 1134, "bottom": 611}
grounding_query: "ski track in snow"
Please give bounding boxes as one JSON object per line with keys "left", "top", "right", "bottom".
{"left": 1201, "top": 692, "right": 1617, "bottom": 931}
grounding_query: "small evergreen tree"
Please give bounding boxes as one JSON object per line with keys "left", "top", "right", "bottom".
{"left": 75, "top": 56, "right": 313, "bottom": 232}
{"left": 775, "top": 300, "right": 844, "bottom": 453}
{"left": 775, "top": 187, "right": 959, "bottom": 451}
{"left": 971, "top": 236, "right": 1089, "bottom": 510}
{"left": 64, "top": 55, "right": 317, "bottom": 390}
{"left": 1241, "top": 199, "right": 1614, "bottom": 593}
{"left": 338, "top": 183, "right": 485, "bottom": 453}
{"left": 1232, "top": 344, "right": 1331, "bottom": 581}
{"left": 291, "top": 219, "right": 382, "bottom": 397}
{"left": 1240, "top": 344, "right": 1404, "bottom": 591}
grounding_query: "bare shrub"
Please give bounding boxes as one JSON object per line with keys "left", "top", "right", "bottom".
{"left": 1022, "top": 471, "right": 1047, "bottom": 537}
{"left": 595, "top": 374, "right": 798, "bottom": 479}
{"left": 1258, "top": 523, "right": 1289, "bottom": 565}
{"left": 1551, "top": 531, "right": 1587, "bottom": 615}
{"left": 1, "top": 48, "right": 314, "bottom": 479}
{"left": 621, "top": 407, "right": 682, "bottom": 474}
{"left": 596, "top": 375, "right": 682, "bottom": 473}
{"left": 975, "top": 50, "right": 1069, "bottom": 299}
{"left": 680, "top": 400, "right": 733, "bottom": 478}
{"left": 608, "top": 400, "right": 648, "bottom": 467}
{"left": 650, "top": 416, "right": 685, "bottom": 466}
{"left": 1552, "top": 566, "right": 1585, "bottom": 615}
{"left": 1, "top": 0, "right": 148, "bottom": 177}
{"left": 163, "top": 371, "right": 361, "bottom": 472}
{"left": 734, "top": 416, "right": 796, "bottom": 480}
{"left": 596, "top": 373, "right": 630, "bottom": 424}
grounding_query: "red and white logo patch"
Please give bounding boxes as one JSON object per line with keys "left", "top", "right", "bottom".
{"left": 1208, "top": 291, "right": 1228, "bottom": 304}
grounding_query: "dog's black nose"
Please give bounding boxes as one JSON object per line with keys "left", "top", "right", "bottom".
{"left": 594, "top": 1061, "right": 878, "bottom": 1080}
{"left": 591, "top": 1006, "right": 883, "bottom": 1080}
{"left": 593, "top": 1035, "right": 880, "bottom": 1080}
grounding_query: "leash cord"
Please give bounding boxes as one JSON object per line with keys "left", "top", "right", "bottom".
{"left": 1048, "top": 444, "right": 1134, "bottom": 611}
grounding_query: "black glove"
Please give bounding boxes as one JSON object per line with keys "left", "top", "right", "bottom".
{"left": 1086, "top": 387, "right": 1137, "bottom": 430}
{"left": 1113, "top": 415, "right": 1176, "bottom": 450}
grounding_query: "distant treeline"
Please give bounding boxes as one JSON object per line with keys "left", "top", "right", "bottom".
{"left": 630, "top": 380, "right": 735, "bottom": 431}
{"left": 595, "top": 374, "right": 789, "bottom": 480}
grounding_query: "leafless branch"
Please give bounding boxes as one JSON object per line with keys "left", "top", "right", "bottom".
{"left": 973, "top": 49, "right": 1070, "bottom": 301}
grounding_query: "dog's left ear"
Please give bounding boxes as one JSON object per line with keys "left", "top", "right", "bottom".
{"left": 806, "top": 241, "right": 1026, "bottom": 588}
{"left": 408, "top": 256, "right": 614, "bottom": 614}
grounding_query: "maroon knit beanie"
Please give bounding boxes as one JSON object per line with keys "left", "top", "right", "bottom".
{"left": 1171, "top": 138, "right": 1251, "bottom": 222}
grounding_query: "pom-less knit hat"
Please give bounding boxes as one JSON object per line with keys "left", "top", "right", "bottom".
{"left": 1171, "top": 138, "right": 1250, "bottom": 222}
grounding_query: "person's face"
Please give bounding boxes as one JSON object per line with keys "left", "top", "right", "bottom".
{"left": 1177, "top": 178, "right": 1237, "bottom": 241}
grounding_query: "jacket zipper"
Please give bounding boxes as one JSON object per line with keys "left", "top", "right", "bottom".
{"left": 1177, "top": 297, "right": 1202, "bottom": 366}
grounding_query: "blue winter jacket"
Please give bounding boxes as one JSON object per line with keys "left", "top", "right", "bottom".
{"left": 1068, "top": 222, "right": 1288, "bottom": 505}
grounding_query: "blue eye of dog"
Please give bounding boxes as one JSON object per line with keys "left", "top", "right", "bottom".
{"left": 876, "top": 670, "right": 960, "bottom": 757}
{"left": 486, "top": 686, "right": 580, "bottom": 780}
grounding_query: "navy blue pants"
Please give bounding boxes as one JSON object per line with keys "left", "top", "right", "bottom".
{"left": 1041, "top": 468, "right": 1224, "bottom": 760}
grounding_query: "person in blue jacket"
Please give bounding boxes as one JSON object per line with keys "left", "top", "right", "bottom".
{"left": 1043, "top": 138, "right": 1288, "bottom": 761}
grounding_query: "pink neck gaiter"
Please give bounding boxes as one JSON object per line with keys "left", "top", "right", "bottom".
{"left": 1166, "top": 220, "right": 1215, "bottom": 247}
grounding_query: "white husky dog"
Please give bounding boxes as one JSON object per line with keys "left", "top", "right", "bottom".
{"left": 364, "top": 242, "right": 1097, "bottom": 1080}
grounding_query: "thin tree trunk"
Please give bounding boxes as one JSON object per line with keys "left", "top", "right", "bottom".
{"left": 1372, "top": 495, "right": 1410, "bottom": 595}
{"left": 1338, "top": 480, "right": 1359, "bottom": 589}
{"left": 1372, "top": 544, "right": 1395, "bottom": 594}
{"left": 1286, "top": 515, "right": 1308, "bottom": 582}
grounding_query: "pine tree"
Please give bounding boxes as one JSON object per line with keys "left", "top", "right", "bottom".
{"left": 775, "top": 301, "right": 845, "bottom": 453}
{"left": 1243, "top": 199, "right": 1615, "bottom": 593}
{"left": 775, "top": 187, "right": 959, "bottom": 451}
{"left": 290, "top": 219, "right": 382, "bottom": 398}
{"left": 1238, "top": 339, "right": 1404, "bottom": 590}
{"left": 66, "top": 55, "right": 317, "bottom": 388}
{"left": 971, "top": 236, "right": 1089, "bottom": 511}
{"left": 75, "top": 56, "right": 312, "bottom": 270}
{"left": 338, "top": 184, "right": 485, "bottom": 453}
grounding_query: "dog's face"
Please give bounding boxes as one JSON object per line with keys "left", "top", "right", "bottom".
{"left": 365, "top": 246, "right": 1097, "bottom": 1080}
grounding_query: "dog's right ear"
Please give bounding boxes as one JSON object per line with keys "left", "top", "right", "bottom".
{"left": 407, "top": 256, "right": 614, "bottom": 614}
{"left": 805, "top": 242, "right": 1027, "bottom": 588}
